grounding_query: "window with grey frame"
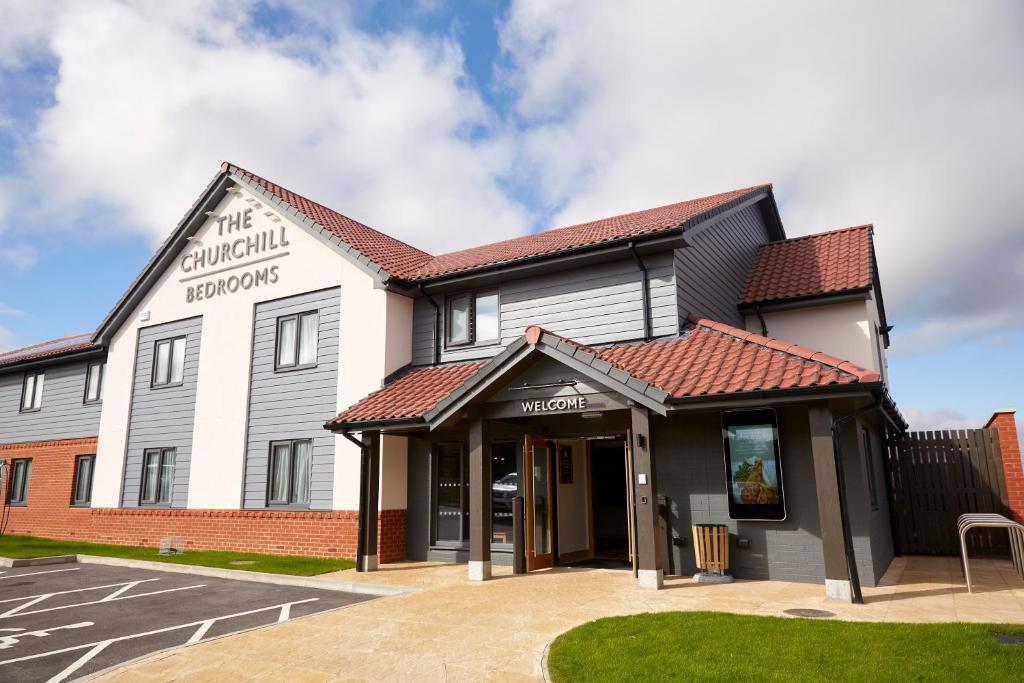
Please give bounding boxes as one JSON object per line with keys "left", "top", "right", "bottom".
{"left": 20, "top": 372, "right": 44, "bottom": 412}
{"left": 71, "top": 455, "right": 95, "bottom": 506}
{"left": 8, "top": 458, "right": 31, "bottom": 505}
{"left": 267, "top": 439, "right": 313, "bottom": 506}
{"left": 445, "top": 291, "right": 499, "bottom": 347}
{"left": 432, "top": 442, "right": 518, "bottom": 547}
{"left": 140, "top": 448, "right": 175, "bottom": 505}
{"left": 84, "top": 362, "right": 104, "bottom": 404}
{"left": 152, "top": 337, "right": 186, "bottom": 388}
{"left": 276, "top": 311, "right": 319, "bottom": 371}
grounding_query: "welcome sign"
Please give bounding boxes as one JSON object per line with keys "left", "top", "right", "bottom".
{"left": 179, "top": 208, "right": 290, "bottom": 303}
{"left": 520, "top": 396, "right": 588, "bottom": 413}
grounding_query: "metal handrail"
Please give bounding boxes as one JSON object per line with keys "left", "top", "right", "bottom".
{"left": 957, "top": 513, "right": 1024, "bottom": 593}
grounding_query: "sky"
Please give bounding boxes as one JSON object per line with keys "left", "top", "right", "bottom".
{"left": 0, "top": 0, "right": 1022, "bottom": 431}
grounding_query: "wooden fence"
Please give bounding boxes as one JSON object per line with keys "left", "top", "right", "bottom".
{"left": 884, "top": 428, "right": 1011, "bottom": 556}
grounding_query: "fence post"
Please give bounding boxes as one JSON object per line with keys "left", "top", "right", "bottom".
{"left": 986, "top": 410, "right": 1023, "bottom": 522}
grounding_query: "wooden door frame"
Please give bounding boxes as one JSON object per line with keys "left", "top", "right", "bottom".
{"left": 525, "top": 436, "right": 554, "bottom": 570}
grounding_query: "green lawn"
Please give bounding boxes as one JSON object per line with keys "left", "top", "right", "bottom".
{"left": 0, "top": 534, "right": 355, "bottom": 576}
{"left": 547, "top": 611, "right": 1024, "bottom": 683}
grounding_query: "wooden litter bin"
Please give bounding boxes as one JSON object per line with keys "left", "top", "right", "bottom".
{"left": 692, "top": 524, "right": 733, "bottom": 582}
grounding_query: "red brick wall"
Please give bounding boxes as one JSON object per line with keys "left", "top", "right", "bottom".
{"left": 1, "top": 438, "right": 407, "bottom": 562}
{"left": 987, "top": 410, "right": 1023, "bottom": 523}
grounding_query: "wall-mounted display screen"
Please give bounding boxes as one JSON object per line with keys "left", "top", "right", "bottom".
{"left": 722, "top": 409, "right": 786, "bottom": 520}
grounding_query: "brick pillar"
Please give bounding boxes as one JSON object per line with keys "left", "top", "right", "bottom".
{"left": 986, "top": 409, "right": 1023, "bottom": 522}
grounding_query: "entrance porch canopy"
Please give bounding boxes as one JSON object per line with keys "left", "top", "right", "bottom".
{"left": 325, "top": 316, "right": 899, "bottom": 434}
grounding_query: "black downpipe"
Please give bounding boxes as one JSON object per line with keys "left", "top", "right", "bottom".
{"left": 419, "top": 284, "right": 441, "bottom": 365}
{"left": 830, "top": 400, "right": 884, "bottom": 605}
{"left": 342, "top": 431, "right": 370, "bottom": 572}
{"left": 628, "top": 242, "right": 652, "bottom": 341}
{"left": 755, "top": 304, "right": 768, "bottom": 337}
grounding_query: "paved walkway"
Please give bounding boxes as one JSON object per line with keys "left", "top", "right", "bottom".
{"left": 88, "top": 556, "right": 1024, "bottom": 682}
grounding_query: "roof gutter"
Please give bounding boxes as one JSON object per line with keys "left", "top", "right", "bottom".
{"left": 0, "top": 346, "right": 106, "bottom": 376}
{"left": 627, "top": 241, "right": 652, "bottom": 342}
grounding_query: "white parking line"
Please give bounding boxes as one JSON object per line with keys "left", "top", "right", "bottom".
{"left": 0, "top": 580, "right": 161, "bottom": 615}
{"left": 0, "top": 584, "right": 206, "bottom": 619}
{"left": 0, "top": 569, "right": 80, "bottom": 580}
{"left": 0, "top": 597, "right": 320, "bottom": 683}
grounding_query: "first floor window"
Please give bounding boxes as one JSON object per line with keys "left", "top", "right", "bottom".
{"left": 141, "top": 448, "right": 175, "bottom": 504}
{"left": 276, "top": 312, "right": 319, "bottom": 370}
{"left": 72, "top": 455, "right": 95, "bottom": 506}
{"left": 84, "top": 362, "right": 104, "bottom": 403}
{"left": 21, "top": 372, "right": 44, "bottom": 411}
{"left": 446, "top": 294, "right": 471, "bottom": 346}
{"left": 268, "top": 439, "right": 312, "bottom": 505}
{"left": 444, "top": 292, "right": 500, "bottom": 347}
{"left": 8, "top": 459, "right": 31, "bottom": 505}
{"left": 152, "top": 337, "right": 186, "bottom": 387}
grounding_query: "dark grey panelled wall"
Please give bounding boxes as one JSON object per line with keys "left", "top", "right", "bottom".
{"left": 0, "top": 360, "right": 103, "bottom": 445}
{"left": 674, "top": 203, "right": 770, "bottom": 328}
{"left": 242, "top": 287, "right": 339, "bottom": 510}
{"left": 411, "top": 253, "right": 675, "bottom": 366}
{"left": 121, "top": 317, "right": 202, "bottom": 508}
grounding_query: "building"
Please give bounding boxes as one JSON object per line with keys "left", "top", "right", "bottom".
{"left": 0, "top": 162, "right": 904, "bottom": 601}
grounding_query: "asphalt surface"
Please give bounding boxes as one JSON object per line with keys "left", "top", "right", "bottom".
{"left": 0, "top": 562, "right": 374, "bottom": 682}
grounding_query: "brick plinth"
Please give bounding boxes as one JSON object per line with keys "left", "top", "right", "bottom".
{"left": 1, "top": 438, "right": 407, "bottom": 561}
{"left": 987, "top": 410, "right": 1023, "bottom": 522}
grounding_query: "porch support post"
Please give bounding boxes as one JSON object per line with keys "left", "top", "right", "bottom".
{"left": 358, "top": 430, "right": 381, "bottom": 572}
{"left": 468, "top": 418, "right": 492, "bottom": 581}
{"left": 630, "top": 405, "right": 664, "bottom": 589}
{"left": 808, "top": 403, "right": 852, "bottom": 602}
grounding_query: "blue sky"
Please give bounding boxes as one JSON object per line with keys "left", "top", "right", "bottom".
{"left": 0, "top": 0, "right": 1022, "bottom": 430}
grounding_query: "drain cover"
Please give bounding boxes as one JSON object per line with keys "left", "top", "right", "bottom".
{"left": 994, "top": 633, "right": 1024, "bottom": 645}
{"left": 783, "top": 608, "right": 835, "bottom": 619}
{"left": 228, "top": 560, "right": 257, "bottom": 566}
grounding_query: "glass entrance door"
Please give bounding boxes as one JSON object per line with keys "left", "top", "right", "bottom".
{"left": 525, "top": 436, "right": 554, "bottom": 570}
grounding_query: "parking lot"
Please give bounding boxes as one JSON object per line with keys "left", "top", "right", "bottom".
{"left": 0, "top": 562, "right": 375, "bottom": 682}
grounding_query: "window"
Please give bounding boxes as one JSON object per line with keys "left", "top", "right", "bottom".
{"left": 72, "top": 455, "right": 95, "bottom": 506}
{"left": 721, "top": 409, "right": 787, "bottom": 521}
{"left": 434, "top": 443, "right": 468, "bottom": 543}
{"left": 860, "top": 427, "right": 880, "bottom": 511}
{"left": 152, "top": 337, "right": 186, "bottom": 387}
{"left": 84, "top": 362, "right": 104, "bottom": 404}
{"left": 141, "top": 448, "right": 176, "bottom": 504}
{"left": 267, "top": 439, "right": 312, "bottom": 505}
{"left": 21, "top": 372, "right": 44, "bottom": 412}
{"left": 445, "top": 292, "right": 499, "bottom": 347}
{"left": 276, "top": 312, "right": 319, "bottom": 370}
{"left": 432, "top": 442, "right": 518, "bottom": 546}
{"left": 8, "top": 459, "right": 31, "bottom": 505}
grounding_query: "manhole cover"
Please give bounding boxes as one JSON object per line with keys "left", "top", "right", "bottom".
{"left": 228, "top": 560, "right": 257, "bottom": 566}
{"left": 783, "top": 608, "right": 835, "bottom": 619}
{"left": 994, "top": 633, "right": 1024, "bottom": 645}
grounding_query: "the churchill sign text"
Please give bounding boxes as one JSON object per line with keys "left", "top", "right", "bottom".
{"left": 180, "top": 208, "right": 290, "bottom": 303}
{"left": 520, "top": 396, "right": 588, "bottom": 413}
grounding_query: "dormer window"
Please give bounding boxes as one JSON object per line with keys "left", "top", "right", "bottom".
{"left": 446, "top": 292, "right": 499, "bottom": 347}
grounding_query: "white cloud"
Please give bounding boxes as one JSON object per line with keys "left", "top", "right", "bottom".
{"left": 499, "top": 0, "right": 1024, "bottom": 347}
{"left": 0, "top": 325, "right": 14, "bottom": 352}
{"left": 902, "top": 407, "right": 983, "bottom": 432}
{"left": 0, "top": 302, "right": 25, "bottom": 316}
{"left": 0, "top": 243, "right": 38, "bottom": 271}
{"left": 4, "top": 0, "right": 530, "bottom": 254}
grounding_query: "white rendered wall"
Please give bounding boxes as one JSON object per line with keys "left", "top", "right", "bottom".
{"left": 744, "top": 298, "right": 883, "bottom": 378}
{"left": 93, "top": 183, "right": 409, "bottom": 510}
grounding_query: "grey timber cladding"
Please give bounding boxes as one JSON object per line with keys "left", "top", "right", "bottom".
{"left": 242, "top": 287, "right": 340, "bottom": 510}
{"left": 121, "top": 317, "right": 203, "bottom": 508}
{"left": 411, "top": 253, "right": 676, "bottom": 365}
{"left": 0, "top": 360, "right": 103, "bottom": 445}
{"left": 674, "top": 203, "right": 770, "bottom": 327}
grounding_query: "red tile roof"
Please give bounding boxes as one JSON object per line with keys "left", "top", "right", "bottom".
{"left": 740, "top": 225, "right": 873, "bottom": 305}
{"left": 0, "top": 333, "right": 98, "bottom": 369}
{"left": 226, "top": 162, "right": 768, "bottom": 282}
{"left": 330, "top": 361, "right": 487, "bottom": 426}
{"left": 329, "top": 318, "right": 879, "bottom": 427}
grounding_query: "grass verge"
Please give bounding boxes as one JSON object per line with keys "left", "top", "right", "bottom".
{"left": 0, "top": 534, "right": 355, "bottom": 576}
{"left": 547, "top": 611, "right": 1024, "bottom": 682}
